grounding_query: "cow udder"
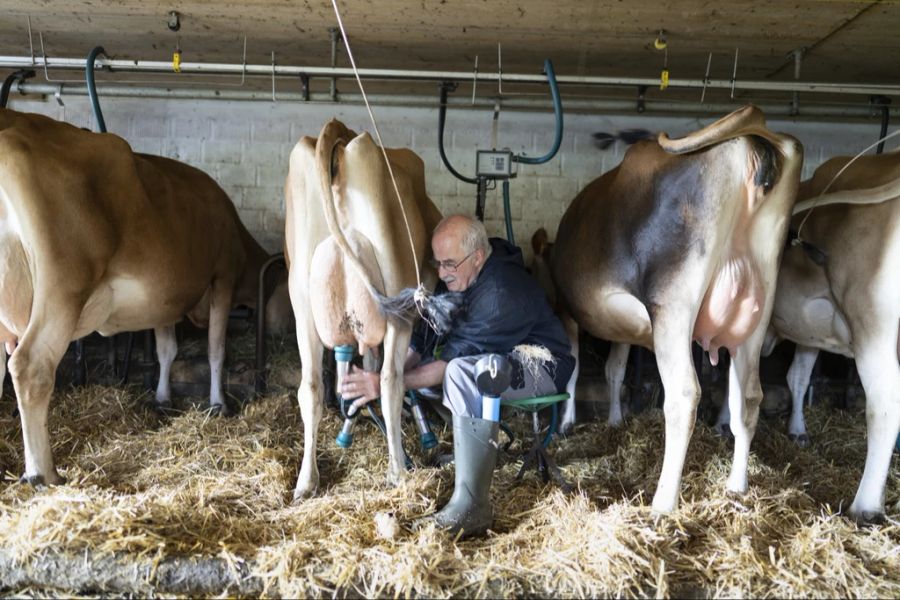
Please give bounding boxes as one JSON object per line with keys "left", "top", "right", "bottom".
{"left": 693, "top": 253, "right": 764, "bottom": 364}
{"left": 309, "top": 233, "right": 387, "bottom": 353}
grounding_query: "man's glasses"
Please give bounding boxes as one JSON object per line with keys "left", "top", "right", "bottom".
{"left": 428, "top": 250, "right": 476, "bottom": 272}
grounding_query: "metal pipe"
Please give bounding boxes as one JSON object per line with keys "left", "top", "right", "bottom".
{"left": 12, "top": 82, "right": 900, "bottom": 120}
{"left": 3, "top": 54, "right": 900, "bottom": 97}
{"left": 255, "top": 253, "right": 286, "bottom": 396}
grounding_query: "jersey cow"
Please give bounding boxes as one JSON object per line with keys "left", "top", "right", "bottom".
{"left": 0, "top": 108, "right": 286, "bottom": 485}
{"left": 550, "top": 105, "right": 802, "bottom": 513}
{"left": 285, "top": 119, "right": 440, "bottom": 500}
{"left": 720, "top": 150, "right": 899, "bottom": 521}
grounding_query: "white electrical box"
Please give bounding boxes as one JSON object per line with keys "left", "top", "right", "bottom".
{"left": 476, "top": 150, "right": 516, "bottom": 179}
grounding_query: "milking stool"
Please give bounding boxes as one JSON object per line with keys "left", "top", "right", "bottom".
{"left": 500, "top": 393, "right": 572, "bottom": 492}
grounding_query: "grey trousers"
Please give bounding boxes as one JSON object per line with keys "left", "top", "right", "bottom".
{"left": 442, "top": 354, "right": 558, "bottom": 418}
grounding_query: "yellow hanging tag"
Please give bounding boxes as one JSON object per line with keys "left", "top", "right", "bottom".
{"left": 660, "top": 68, "right": 669, "bottom": 90}
{"left": 172, "top": 50, "right": 182, "bottom": 73}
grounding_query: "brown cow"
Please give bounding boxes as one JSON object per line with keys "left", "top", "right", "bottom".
{"left": 285, "top": 119, "right": 440, "bottom": 500}
{"left": 718, "top": 150, "right": 899, "bottom": 521}
{"left": 0, "top": 108, "right": 286, "bottom": 485}
{"left": 550, "top": 105, "right": 802, "bottom": 513}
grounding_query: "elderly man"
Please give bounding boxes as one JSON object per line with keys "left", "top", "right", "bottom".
{"left": 342, "top": 213, "right": 575, "bottom": 536}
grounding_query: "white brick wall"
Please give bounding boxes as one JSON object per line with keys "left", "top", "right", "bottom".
{"left": 8, "top": 94, "right": 895, "bottom": 261}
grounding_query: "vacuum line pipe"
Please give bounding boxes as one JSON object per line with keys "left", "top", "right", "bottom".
{"left": 12, "top": 83, "right": 899, "bottom": 120}
{"left": 3, "top": 54, "right": 900, "bottom": 97}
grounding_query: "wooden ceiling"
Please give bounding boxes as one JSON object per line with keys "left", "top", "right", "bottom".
{"left": 2, "top": 1, "right": 899, "bottom": 109}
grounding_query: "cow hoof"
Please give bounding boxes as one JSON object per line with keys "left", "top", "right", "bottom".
{"left": 151, "top": 399, "right": 177, "bottom": 415}
{"left": 848, "top": 509, "right": 885, "bottom": 526}
{"left": 713, "top": 422, "right": 734, "bottom": 440}
{"left": 291, "top": 486, "right": 318, "bottom": 504}
{"left": 207, "top": 403, "right": 233, "bottom": 418}
{"left": 558, "top": 421, "right": 575, "bottom": 437}
{"left": 788, "top": 432, "right": 811, "bottom": 448}
{"left": 19, "top": 473, "right": 66, "bottom": 488}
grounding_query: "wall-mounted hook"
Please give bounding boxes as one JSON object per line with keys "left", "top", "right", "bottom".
{"left": 654, "top": 30, "right": 667, "bottom": 50}
{"left": 167, "top": 11, "right": 181, "bottom": 32}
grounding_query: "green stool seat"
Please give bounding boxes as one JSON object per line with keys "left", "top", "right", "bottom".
{"left": 500, "top": 393, "right": 571, "bottom": 491}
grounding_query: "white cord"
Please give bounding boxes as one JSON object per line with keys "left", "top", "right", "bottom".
{"left": 795, "top": 129, "right": 900, "bottom": 241}
{"left": 330, "top": 0, "right": 423, "bottom": 290}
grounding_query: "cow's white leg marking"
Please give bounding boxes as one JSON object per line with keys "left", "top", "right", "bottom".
{"left": 293, "top": 291, "right": 324, "bottom": 501}
{"left": 847, "top": 325, "right": 900, "bottom": 521}
{"left": 380, "top": 321, "right": 411, "bottom": 486}
{"left": 651, "top": 313, "right": 699, "bottom": 514}
{"left": 154, "top": 325, "right": 178, "bottom": 406}
{"left": 724, "top": 340, "right": 764, "bottom": 495}
{"left": 559, "top": 313, "right": 579, "bottom": 435}
{"left": 207, "top": 278, "right": 234, "bottom": 413}
{"left": 786, "top": 345, "right": 818, "bottom": 445}
{"left": 606, "top": 342, "right": 630, "bottom": 427}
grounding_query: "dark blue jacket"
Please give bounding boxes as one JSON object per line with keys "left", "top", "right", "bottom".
{"left": 412, "top": 237, "right": 575, "bottom": 392}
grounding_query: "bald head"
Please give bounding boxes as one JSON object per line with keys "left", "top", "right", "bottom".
{"left": 433, "top": 214, "right": 491, "bottom": 257}
{"left": 431, "top": 214, "right": 492, "bottom": 292}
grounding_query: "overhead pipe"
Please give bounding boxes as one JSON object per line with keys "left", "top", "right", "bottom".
{"left": 3, "top": 54, "right": 900, "bottom": 97}
{"left": 11, "top": 83, "right": 900, "bottom": 121}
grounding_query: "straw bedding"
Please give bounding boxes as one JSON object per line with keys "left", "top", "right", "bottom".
{"left": 0, "top": 365, "right": 897, "bottom": 597}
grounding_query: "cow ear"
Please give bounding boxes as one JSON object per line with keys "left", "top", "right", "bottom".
{"left": 531, "top": 227, "right": 549, "bottom": 256}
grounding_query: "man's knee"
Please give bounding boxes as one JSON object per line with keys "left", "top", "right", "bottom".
{"left": 443, "top": 357, "right": 471, "bottom": 387}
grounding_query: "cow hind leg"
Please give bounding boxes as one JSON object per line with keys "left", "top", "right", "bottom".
{"left": 206, "top": 278, "right": 235, "bottom": 416}
{"left": 650, "top": 312, "right": 700, "bottom": 514}
{"left": 606, "top": 342, "right": 630, "bottom": 427}
{"left": 847, "top": 326, "right": 900, "bottom": 523}
{"left": 380, "top": 322, "right": 412, "bottom": 486}
{"left": 293, "top": 307, "right": 325, "bottom": 501}
{"left": 9, "top": 305, "right": 82, "bottom": 486}
{"left": 725, "top": 340, "right": 765, "bottom": 495}
{"left": 154, "top": 325, "right": 178, "bottom": 409}
{"left": 786, "top": 345, "right": 818, "bottom": 447}
{"left": 559, "top": 313, "right": 579, "bottom": 435}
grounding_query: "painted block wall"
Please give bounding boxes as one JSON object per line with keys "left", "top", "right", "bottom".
{"left": 8, "top": 94, "right": 895, "bottom": 263}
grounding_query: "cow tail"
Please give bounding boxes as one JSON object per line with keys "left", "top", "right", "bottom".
{"left": 315, "top": 121, "right": 463, "bottom": 331}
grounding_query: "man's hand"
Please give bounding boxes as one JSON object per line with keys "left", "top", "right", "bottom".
{"left": 340, "top": 366, "right": 380, "bottom": 411}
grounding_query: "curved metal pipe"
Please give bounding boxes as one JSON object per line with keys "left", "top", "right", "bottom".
{"left": 438, "top": 82, "right": 477, "bottom": 184}
{"left": 85, "top": 46, "right": 107, "bottom": 132}
{"left": 255, "top": 253, "right": 286, "bottom": 396}
{"left": 0, "top": 69, "right": 34, "bottom": 108}
{"left": 514, "top": 59, "right": 563, "bottom": 165}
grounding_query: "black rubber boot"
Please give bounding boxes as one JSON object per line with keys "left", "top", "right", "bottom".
{"left": 430, "top": 414, "right": 499, "bottom": 538}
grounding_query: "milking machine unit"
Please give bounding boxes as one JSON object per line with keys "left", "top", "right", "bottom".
{"left": 438, "top": 59, "right": 563, "bottom": 246}
{"left": 333, "top": 345, "right": 434, "bottom": 460}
